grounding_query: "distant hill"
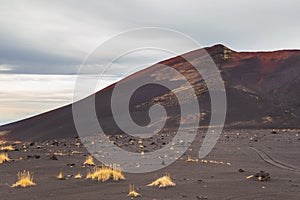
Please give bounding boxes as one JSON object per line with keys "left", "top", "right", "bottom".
{"left": 1, "top": 44, "right": 299, "bottom": 141}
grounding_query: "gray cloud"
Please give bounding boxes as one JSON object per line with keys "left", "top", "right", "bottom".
{"left": 0, "top": 0, "right": 299, "bottom": 75}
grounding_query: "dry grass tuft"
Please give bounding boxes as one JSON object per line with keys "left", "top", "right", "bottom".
{"left": 0, "top": 145, "right": 15, "bottom": 151}
{"left": 246, "top": 171, "right": 270, "bottom": 181}
{"left": 74, "top": 173, "right": 82, "bottom": 179}
{"left": 12, "top": 171, "right": 36, "bottom": 188}
{"left": 0, "top": 140, "right": 7, "bottom": 145}
{"left": 246, "top": 175, "right": 254, "bottom": 179}
{"left": 128, "top": 184, "right": 140, "bottom": 197}
{"left": 57, "top": 170, "right": 64, "bottom": 180}
{"left": 86, "top": 164, "right": 125, "bottom": 182}
{"left": 0, "top": 153, "right": 10, "bottom": 164}
{"left": 186, "top": 155, "right": 198, "bottom": 162}
{"left": 147, "top": 174, "right": 176, "bottom": 188}
{"left": 201, "top": 159, "right": 231, "bottom": 166}
{"left": 83, "top": 155, "right": 95, "bottom": 166}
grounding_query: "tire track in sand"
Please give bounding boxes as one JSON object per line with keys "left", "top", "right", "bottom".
{"left": 249, "top": 147, "right": 300, "bottom": 174}
{"left": 225, "top": 192, "right": 298, "bottom": 200}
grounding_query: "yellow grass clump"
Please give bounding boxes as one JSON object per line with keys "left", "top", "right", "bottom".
{"left": 57, "top": 170, "right": 64, "bottom": 180}
{"left": 86, "top": 165, "right": 125, "bottom": 182}
{"left": 0, "top": 153, "right": 10, "bottom": 164}
{"left": 246, "top": 175, "right": 254, "bottom": 179}
{"left": 147, "top": 174, "right": 176, "bottom": 188}
{"left": 128, "top": 184, "right": 141, "bottom": 197}
{"left": 83, "top": 155, "right": 95, "bottom": 166}
{"left": 0, "top": 140, "right": 7, "bottom": 145}
{"left": 0, "top": 145, "right": 15, "bottom": 151}
{"left": 186, "top": 155, "right": 199, "bottom": 163}
{"left": 200, "top": 159, "right": 231, "bottom": 166}
{"left": 12, "top": 171, "right": 36, "bottom": 188}
{"left": 74, "top": 173, "right": 82, "bottom": 179}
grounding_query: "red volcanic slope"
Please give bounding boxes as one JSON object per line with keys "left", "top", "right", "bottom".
{"left": 0, "top": 44, "right": 299, "bottom": 141}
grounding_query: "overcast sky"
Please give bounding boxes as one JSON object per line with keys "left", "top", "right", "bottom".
{"left": 0, "top": 0, "right": 299, "bottom": 125}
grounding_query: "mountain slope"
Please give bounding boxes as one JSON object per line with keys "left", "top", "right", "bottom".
{"left": 0, "top": 44, "right": 299, "bottom": 141}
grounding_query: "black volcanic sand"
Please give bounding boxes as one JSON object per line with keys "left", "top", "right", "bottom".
{"left": 0, "top": 129, "right": 299, "bottom": 200}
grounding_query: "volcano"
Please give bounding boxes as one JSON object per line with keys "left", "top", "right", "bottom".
{"left": 1, "top": 44, "right": 299, "bottom": 141}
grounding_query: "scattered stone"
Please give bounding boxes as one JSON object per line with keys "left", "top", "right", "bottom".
{"left": 271, "top": 130, "right": 278, "bottom": 134}
{"left": 128, "top": 139, "right": 135, "bottom": 145}
{"left": 197, "top": 179, "right": 203, "bottom": 184}
{"left": 27, "top": 155, "right": 40, "bottom": 159}
{"left": 254, "top": 171, "right": 270, "bottom": 181}
{"left": 239, "top": 169, "right": 245, "bottom": 172}
{"left": 49, "top": 154, "right": 58, "bottom": 160}
{"left": 196, "top": 195, "right": 208, "bottom": 199}
{"left": 51, "top": 140, "right": 59, "bottom": 146}
{"left": 75, "top": 138, "right": 81, "bottom": 143}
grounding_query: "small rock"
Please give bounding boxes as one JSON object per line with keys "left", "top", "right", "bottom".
{"left": 271, "top": 130, "right": 277, "bottom": 134}
{"left": 197, "top": 179, "right": 203, "bottom": 184}
{"left": 254, "top": 171, "right": 270, "bottom": 181}
{"left": 196, "top": 195, "right": 208, "bottom": 199}
{"left": 27, "top": 155, "right": 40, "bottom": 159}
{"left": 67, "top": 163, "right": 75, "bottom": 167}
{"left": 239, "top": 169, "right": 245, "bottom": 172}
{"left": 49, "top": 154, "right": 58, "bottom": 160}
